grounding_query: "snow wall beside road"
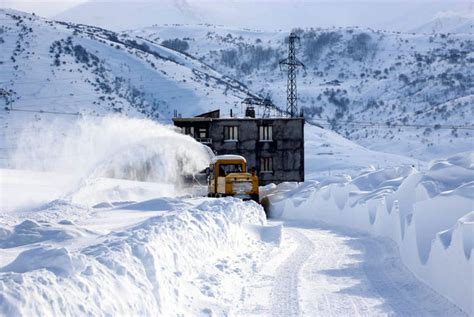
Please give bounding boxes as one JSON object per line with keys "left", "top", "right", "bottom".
{"left": 0, "top": 197, "right": 275, "bottom": 316}
{"left": 267, "top": 152, "right": 473, "bottom": 315}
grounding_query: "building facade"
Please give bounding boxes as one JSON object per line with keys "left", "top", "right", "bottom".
{"left": 173, "top": 110, "right": 304, "bottom": 185}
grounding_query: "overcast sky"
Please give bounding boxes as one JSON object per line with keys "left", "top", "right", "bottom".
{"left": 1, "top": 0, "right": 85, "bottom": 16}
{"left": 2, "top": 0, "right": 472, "bottom": 31}
{"left": 2, "top": 0, "right": 471, "bottom": 16}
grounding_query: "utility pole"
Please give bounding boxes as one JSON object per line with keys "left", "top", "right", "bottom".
{"left": 280, "top": 32, "right": 305, "bottom": 117}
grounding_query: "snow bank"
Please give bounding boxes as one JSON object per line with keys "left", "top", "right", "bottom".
{"left": 267, "top": 152, "right": 474, "bottom": 315}
{"left": 0, "top": 197, "right": 277, "bottom": 316}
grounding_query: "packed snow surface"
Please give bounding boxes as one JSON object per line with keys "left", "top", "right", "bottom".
{"left": 240, "top": 220, "right": 465, "bottom": 316}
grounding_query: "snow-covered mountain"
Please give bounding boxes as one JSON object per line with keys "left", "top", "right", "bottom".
{"left": 410, "top": 11, "right": 474, "bottom": 34}
{"left": 0, "top": 9, "right": 253, "bottom": 117}
{"left": 54, "top": 0, "right": 473, "bottom": 33}
{"left": 131, "top": 25, "right": 474, "bottom": 159}
{"left": 0, "top": 9, "right": 418, "bottom": 175}
{"left": 0, "top": 9, "right": 256, "bottom": 165}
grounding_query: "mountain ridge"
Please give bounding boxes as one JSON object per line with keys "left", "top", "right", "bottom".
{"left": 130, "top": 24, "right": 473, "bottom": 159}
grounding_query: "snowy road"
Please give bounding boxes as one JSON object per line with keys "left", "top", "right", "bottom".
{"left": 239, "top": 220, "right": 465, "bottom": 316}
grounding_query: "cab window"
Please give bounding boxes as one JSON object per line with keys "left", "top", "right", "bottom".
{"left": 218, "top": 164, "right": 243, "bottom": 176}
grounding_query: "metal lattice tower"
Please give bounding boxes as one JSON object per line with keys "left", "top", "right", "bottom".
{"left": 280, "top": 32, "right": 304, "bottom": 117}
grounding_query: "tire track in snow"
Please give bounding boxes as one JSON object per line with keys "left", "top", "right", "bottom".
{"left": 241, "top": 221, "right": 465, "bottom": 316}
{"left": 294, "top": 222, "right": 466, "bottom": 316}
{"left": 270, "top": 228, "right": 315, "bottom": 317}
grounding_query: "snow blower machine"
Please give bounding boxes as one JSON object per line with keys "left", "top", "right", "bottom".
{"left": 206, "top": 155, "right": 259, "bottom": 203}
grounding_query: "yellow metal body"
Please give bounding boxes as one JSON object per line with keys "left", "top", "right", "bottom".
{"left": 208, "top": 157, "right": 259, "bottom": 202}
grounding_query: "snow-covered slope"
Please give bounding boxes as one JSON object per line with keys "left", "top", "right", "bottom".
{"left": 131, "top": 25, "right": 474, "bottom": 160}
{"left": 304, "top": 124, "right": 418, "bottom": 179}
{"left": 0, "top": 9, "right": 254, "bottom": 166}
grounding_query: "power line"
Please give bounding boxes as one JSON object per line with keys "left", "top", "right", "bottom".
{"left": 2, "top": 107, "right": 173, "bottom": 122}
{"left": 5, "top": 108, "right": 81, "bottom": 116}
{"left": 307, "top": 118, "right": 474, "bottom": 131}
{"left": 3, "top": 106, "right": 471, "bottom": 132}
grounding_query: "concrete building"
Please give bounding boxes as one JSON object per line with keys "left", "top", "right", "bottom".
{"left": 173, "top": 110, "right": 304, "bottom": 185}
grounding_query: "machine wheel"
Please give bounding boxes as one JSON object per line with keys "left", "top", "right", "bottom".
{"left": 250, "top": 194, "right": 260, "bottom": 203}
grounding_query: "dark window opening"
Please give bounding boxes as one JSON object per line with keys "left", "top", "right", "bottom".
{"left": 224, "top": 126, "right": 239, "bottom": 141}
{"left": 182, "top": 126, "right": 194, "bottom": 136}
{"left": 198, "top": 128, "right": 208, "bottom": 139}
{"left": 260, "top": 157, "right": 273, "bottom": 172}
{"left": 259, "top": 125, "right": 273, "bottom": 141}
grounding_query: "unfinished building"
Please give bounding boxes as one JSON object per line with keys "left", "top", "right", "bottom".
{"left": 173, "top": 109, "right": 304, "bottom": 185}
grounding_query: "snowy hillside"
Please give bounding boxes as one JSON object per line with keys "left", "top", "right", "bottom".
{"left": 0, "top": 9, "right": 255, "bottom": 166}
{"left": 131, "top": 25, "right": 474, "bottom": 159}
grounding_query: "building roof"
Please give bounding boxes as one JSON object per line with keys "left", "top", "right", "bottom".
{"left": 195, "top": 109, "right": 220, "bottom": 118}
{"left": 173, "top": 117, "right": 304, "bottom": 122}
{"left": 212, "top": 155, "right": 247, "bottom": 163}
{"left": 172, "top": 117, "right": 213, "bottom": 122}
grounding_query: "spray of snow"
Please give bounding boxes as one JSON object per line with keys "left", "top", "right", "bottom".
{"left": 9, "top": 116, "right": 212, "bottom": 203}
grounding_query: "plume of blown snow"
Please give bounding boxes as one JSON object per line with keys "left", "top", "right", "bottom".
{"left": 9, "top": 116, "right": 211, "bottom": 197}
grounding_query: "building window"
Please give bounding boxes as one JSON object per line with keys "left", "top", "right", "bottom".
{"left": 182, "top": 126, "right": 194, "bottom": 136}
{"left": 198, "top": 128, "right": 208, "bottom": 139}
{"left": 259, "top": 125, "right": 272, "bottom": 141}
{"left": 260, "top": 157, "right": 273, "bottom": 172}
{"left": 224, "top": 126, "right": 239, "bottom": 141}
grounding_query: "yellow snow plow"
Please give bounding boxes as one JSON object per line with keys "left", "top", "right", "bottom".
{"left": 207, "top": 155, "right": 259, "bottom": 202}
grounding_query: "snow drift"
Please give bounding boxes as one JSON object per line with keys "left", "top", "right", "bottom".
{"left": 266, "top": 151, "right": 474, "bottom": 314}
{"left": 0, "top": 197, "right": 277, "bottom": 316}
